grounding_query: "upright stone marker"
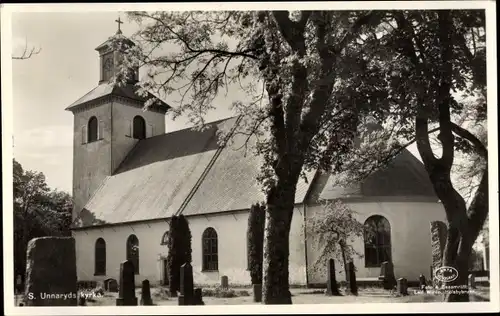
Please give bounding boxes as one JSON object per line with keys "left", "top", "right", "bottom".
{"left": 220, "top": 275, "right": 229, "bottom": 289}
{"left": 326, "top": 259, "right": 340, "bottom": 296}
{"left": 347, "top": 261, "right": 358, "bottom": 296}
{"left": 379, "top": 261, "right": 397, "bottom": 290}
{"left": 419, "top": 274, "right": 427, "bottom": 293}
{"left": 178, "top": 262, "right": 194, "bottom": 306}
{"left": 468, "top": 274, "right": 476, "bottom": 289}
{"left": 397, "top": 278, "right": 408, "bottom": 296}
{"left": 24, "top": 237, "right": 78, "bottom": 306}
{"left": 193, "top": 288, "right": 204, "bottom": 305}
{"left": 140, "top": 279, "right": 153, "bottom": 305}
{"left": 116, "top": 260, "right": 137, "bottom": 306}
{"left": 430, "top": 221, "right": 447, "bottom": 285}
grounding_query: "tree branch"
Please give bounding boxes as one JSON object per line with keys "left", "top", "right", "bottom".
{"left": 451, "top": 123, "right": 488, "bottom": 160}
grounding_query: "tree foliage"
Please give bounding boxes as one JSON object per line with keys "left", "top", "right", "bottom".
{"left": 113, "top": 10, "right": 488, "bottom": 303}
{"left": 247, "top": 202, "right": 266, "bottom": 285}
{"left": 13, "top": 159, "right": 72, "bottom": 284}
{"left": 166, "top": 214, "right": 192, "bottom": 296}
{"left": 305, "top": 199, "right": 365, "bottom": 279}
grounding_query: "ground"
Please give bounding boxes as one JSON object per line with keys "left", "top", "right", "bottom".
{"left": 79, "top": 286, "right": 490, "bottom": 306}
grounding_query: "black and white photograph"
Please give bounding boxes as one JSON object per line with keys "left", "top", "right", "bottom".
{"left": 2, "top": 2, "right": 498, "bottom": 314}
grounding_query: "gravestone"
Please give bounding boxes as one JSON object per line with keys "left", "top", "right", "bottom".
{"left": 78, "top": 296, "right": 86, "bottom": 306}
{"left": 220, "top": 275, "right": 229, "bottom": 289}
{"left": 430, "top": 221, "right": 447, "bottom": 286}
{"left": 105, "top": 279, "right": 118, "bottom": 292}
{"left": 347, "top": 262, "right": 358, "bottom": 296}
{"left": 397, "top": 278, "right": 408, "bottom": 296}
{"left": 379, "top": 261, "right": 397, "bottom": 290}
{"left": 178, "top": 262, "right": 194, "bottom": 306}
{"left": 193, "top": 288, "right": 204, "bottom": 305}
{"left": 419, "top": 274, "right": 427, "bottom": 293}
{"left": 116, "top": 260, "right": 137, "bottom": 306}
{"left": 326, "top": 259, "right": 340, "bottom": 296}
{"left": 253, "top": 284, "right": 262, "bottom": 302}
{"left": 140, "top": 279, "right": 153, "bottom": 305}
{"left": 468, "top": 274, "right": 476, "bottom": 289}
{"left": 24, "top": 237, "right": 78, "bottom": 306}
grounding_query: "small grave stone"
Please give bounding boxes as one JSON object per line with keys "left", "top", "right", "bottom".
{"left": 193, "top": 288, "right": 204, "bottom": 305}
{"left": 252, "top": 284, "right": 262, "bottom": 302}
{"left": 419, "top": 274, "right": 427, "bottom": 293}
{"left": 140, "top": 279, "right": 153, "bottom": 305}
{"left": 379, "top": 261, "right": 397, "bottom": 290}
{"left": 105, "top": 279, "right": 118, "bottom": 292}
{"left": 24, "top": 237, "right": 78, "bottom": 306}
{"left": 178, "top": 262, "right": 194, "bottom": 306}
{"left": 116, "top": 260, "right": 137, "bottom": 306}
{"left": 397, "top": 278, "right": 408, "bottom": 296}
{"left": 220, "top": 275, "right": 229, "bottom": 289}
{"left": 78, "top": 296, "right": 86, "bottom": 306}
{"left": 347, "top": 261, "right": 358, "bottom": 296}
{"left": 326, "top": 259, "right": 340, "bottom": 296}
{"left": 468, "top": 274, "right": 476, "bottom": 289}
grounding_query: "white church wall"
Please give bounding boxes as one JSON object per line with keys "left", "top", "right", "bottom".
{"left": 111, "top": 100, "right": 166, "bottom": 172}
{"left": 73, "top": 206, "right": 307, "bottom": 287}
{"left": 305, "top": 200, "right": 446, "bottom": 285}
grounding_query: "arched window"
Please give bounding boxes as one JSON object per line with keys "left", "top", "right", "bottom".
{"left": 88, "top": 116, "right": 98, "bottom": 142}
{"left": 126, "top": 234, "right": 139, "bottom": 274}
{"left": 133, "top": 116, "right": 146, "bottom": 139}
{"left": 202, "top": 227, "right": 218, "bottom": 271}
{"left": 94, "top": 238, "right": 106, "bottom": 275}
{"left": 364, "top": 215, "right": 392, "bottom": 267}
{"left": 161, "top": 231, "right": 169, "bottom": 245}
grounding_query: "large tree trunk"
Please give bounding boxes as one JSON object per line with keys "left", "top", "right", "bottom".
{"left": 262, "top": 179, "right": 297, "bottom": 304}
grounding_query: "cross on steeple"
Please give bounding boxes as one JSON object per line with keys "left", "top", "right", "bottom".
{"left": 115, "top": 16, "right": 123, "bottom": 34}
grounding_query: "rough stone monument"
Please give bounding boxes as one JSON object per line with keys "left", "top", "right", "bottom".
{"left": 468, "top": 274, "right": 476, "bottom": 289}
{"left": 430, "top": 221, "right": 447, "bottom": 286}
{"left": 24, "top": 237, "right": 78, "bottom": 306}
{"left": 116, "top": 260, "right": 137, "bottom": 306}
{"left": 419, "top": 274, "right": 427, "bottom": 293}
{"left": 326, "top": 259, "right": 341, "bottom": 296}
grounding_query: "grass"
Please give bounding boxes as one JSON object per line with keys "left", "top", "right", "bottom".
{"left": 202, "top": 287, "right": 250, "bottom": 298}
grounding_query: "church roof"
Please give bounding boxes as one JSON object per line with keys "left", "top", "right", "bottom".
{"left": 73, "top": 117, "right": 315, "bottom": 228}
{"left": 65, "top": 82, "right": 170, "bottom": 113}
{"left": 73, "top": 117, "right": 438, "bottom": 229}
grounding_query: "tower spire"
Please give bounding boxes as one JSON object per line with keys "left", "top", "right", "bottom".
{"left": 115, "top": 16, "right": 123, "bottom": 34}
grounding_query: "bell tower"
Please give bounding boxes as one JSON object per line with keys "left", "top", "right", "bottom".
{"left": 66, "top": 20, "right": 170, "bottom": 221}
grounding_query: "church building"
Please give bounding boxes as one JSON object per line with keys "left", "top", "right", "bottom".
{"left": 67, "top": 27, "right": 447, "bottom": 287}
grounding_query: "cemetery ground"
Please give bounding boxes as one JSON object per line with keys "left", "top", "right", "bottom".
{"left": 16, "top": 284, "right": 489, "bottom": 306}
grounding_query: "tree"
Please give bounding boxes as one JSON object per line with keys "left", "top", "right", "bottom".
{"left": 335, "top": 10, "right": 487, "bottom": 302}
{"left": 166, "top": 215, "right": 192, "bottom": 296}
{"left": 115, "top": 10, "right": 388, "bottom": 304}
{"left": 305, "top": 199, "right": 365, "bottom": 280}
{"left": 12, "top": 38, "right": 41, "bottom": 60}
{"left": 13, "top": 159, "right": 72, "bottom": 283}
{"left": 247, "top": 202, "right": 266, "bottom": 285}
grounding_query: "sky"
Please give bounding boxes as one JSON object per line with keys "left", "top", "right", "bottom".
{"left": 11, "top": 11, "right": 237, "bottom": 193}
{"left": 9, "top": 10, "right": 449, "bottom": 195}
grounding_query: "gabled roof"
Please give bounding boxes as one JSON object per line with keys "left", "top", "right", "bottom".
{"left": 314, "top": 149, "right": 438, "bottom": 201}
{"left": 73, "top": 117, "right": 315, "bottom": 228}
{"left": 65, "top": 82, "right": 170, "bottom": 113}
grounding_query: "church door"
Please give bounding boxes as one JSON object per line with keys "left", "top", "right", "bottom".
{"left": 162, "top": 259, "right": 169, "bottom": 285}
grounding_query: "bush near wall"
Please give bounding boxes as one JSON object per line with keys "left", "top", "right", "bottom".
{"left": 167, "top": 215, "right": 192, "bottom": 296}
{"left": 247, "top": 202, "right": 266, "bottom": 285}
